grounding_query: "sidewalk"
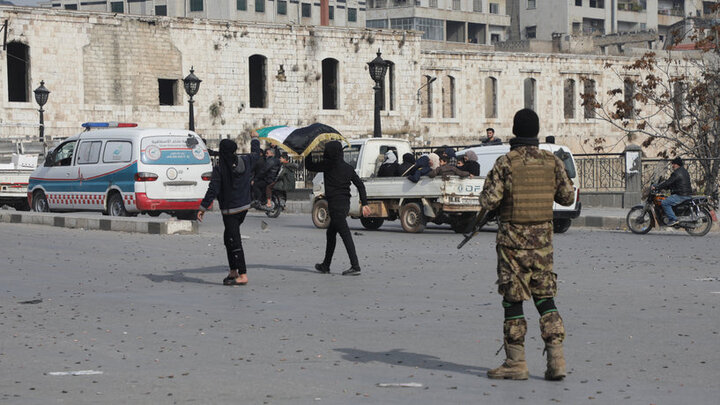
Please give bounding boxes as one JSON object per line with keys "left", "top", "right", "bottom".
{"left": 282, "top": 200, "right": 632, "bottom": 230}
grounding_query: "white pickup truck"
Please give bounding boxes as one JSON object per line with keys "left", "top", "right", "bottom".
{"left": 311, "top": 138, "right": 483, "bottom": 233}
{"left": 0, "top": 141, "right": 42, "bottom": 211}
{"left": 310, "top": 137, "right": 582, "bottom": 234}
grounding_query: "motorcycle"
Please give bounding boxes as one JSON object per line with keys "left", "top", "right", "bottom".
{"left": 251, "top": 189, "right": 287, "bottom": 218}
{"left": 626, "top": 185, "right": 718, "bottom": 236}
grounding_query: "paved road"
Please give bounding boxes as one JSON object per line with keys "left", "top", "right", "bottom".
{"left": 1, "top": 213, "right": 719, "bottom": 404}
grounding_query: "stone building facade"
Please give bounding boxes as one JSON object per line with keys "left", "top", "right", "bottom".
{"left": 1, "top": 5, "right": 643, "bottom": 153}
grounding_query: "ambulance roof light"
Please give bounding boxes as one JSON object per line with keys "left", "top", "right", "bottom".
{"left": 81, "top": 122, "right": 138, "bottom": 129}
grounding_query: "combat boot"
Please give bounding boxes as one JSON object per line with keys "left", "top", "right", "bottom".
{"left": 487, "top": 342, "right": 529, "bottom": 380}
{"left": 544, "top": 343, "right": 566, "bottom": 381}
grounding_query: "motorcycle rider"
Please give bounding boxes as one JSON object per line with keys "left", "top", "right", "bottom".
{"left": 653, "top": 157, "right": 692, "bottom": 226}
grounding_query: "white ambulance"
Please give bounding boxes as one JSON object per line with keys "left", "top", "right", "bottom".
{"left": 27, "top": 122, "right": 212, "bottom": 219}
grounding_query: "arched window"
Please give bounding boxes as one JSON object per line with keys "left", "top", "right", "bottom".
{"left": 524, "top": 77, "right": 536, "bottom": 111}
{"left": 249, "top": 54, "right": 267, "bottom": 108}
{"left": 322, "top": 58, "right": 339, "bottom": 110}
{"left": 583, "top": 79, "right": 596, "bottom": 119}
{"left": 485, "top": 76, "right": 497, "bottom": 118}
{"left": 382, "top": 61, "right": 395, "bottom": 111}
{"left": 420, "top": 75, "right": 433, "bottom": 118}
{"left": 564, "top": 78, "right": 576, "bottom": 119}
{"left": 7, "top": 42, "right": 30, "bottom": 102}
{"left": 442, "top": 75, "right": 455, "bottom": 118}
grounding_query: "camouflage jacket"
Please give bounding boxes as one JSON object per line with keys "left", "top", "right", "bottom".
{"left": 479, "top": 146, "right": 575, "bottom": 249}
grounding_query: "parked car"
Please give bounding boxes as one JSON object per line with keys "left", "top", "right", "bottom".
{"left": 27, "top": 122, "right": 212, "bottom": 219}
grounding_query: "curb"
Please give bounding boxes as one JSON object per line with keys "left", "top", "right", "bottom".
{"left": 0, "top": 211, "right": 198, "bottom": 235}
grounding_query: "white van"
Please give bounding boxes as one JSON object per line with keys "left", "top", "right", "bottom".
{"left": 27, "top": 122, "right": 212, "bottom": 219}
{"left": 457, "top": 139, "right": 582, "bottom": 233}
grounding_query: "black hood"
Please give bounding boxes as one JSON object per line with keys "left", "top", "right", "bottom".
{"left": 323, "top": 141, "right": 343, "bottom": 162}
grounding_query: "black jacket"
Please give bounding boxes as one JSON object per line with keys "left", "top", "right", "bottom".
{"left": 377, "top": 162, "right": 399, "bottom": 177}
{"left": 305, "top": 141, "right": 368, "bottom": 205}
{"left": 200, "top": 139, "right": 261, "bottom": 214}
{"left": 657, "top": 166, "right": 692, "bottom": 196}
{"left": 256, "top": 156, "right": 281, "bottom": 184}
{"left": 460, "top": 160, "right": 480, "bottom": 176}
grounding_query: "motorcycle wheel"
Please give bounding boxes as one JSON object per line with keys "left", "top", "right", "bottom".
{"left": 685, "top": 208, "right": 713, "bottom": 237}
{"left": 265, "top": 195, "right": 283, "bottom": 218}
{"left": 626, "top": 207, "right": 653, "bottom": 234}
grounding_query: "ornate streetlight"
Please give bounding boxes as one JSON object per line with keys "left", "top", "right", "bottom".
{"left": 367, "top": 49, "right": 389, "bottom": 138}
{"left": 33, "top": 80, "right": 50, "bottom": 153}
{"left": 182, "top": 66, "right": 202, "bottom": 131}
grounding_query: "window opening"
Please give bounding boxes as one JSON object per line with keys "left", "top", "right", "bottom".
{"left": 249, "top": 55, "right": 268, "bottom": 108}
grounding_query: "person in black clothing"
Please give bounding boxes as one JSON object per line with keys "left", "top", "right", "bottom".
{"left": 197, "top": 134, "right": 261, "bottom": 286}
{"left": 377, "top": 150, "right": 400, "bottom": 177}
{"left": 458, "top": 150, "right": 480, "bottom": 176}
{"left": 305, "top": 141, "right": 371, "bottom": 276}
{"left": 398, "top": 153, "right": 416, "bottom": 176}
{"left": 654, "top": 157, "right": 693, "bottom": 226}
{"left": 252, "top": 147, "right": 281, "bottom": 207}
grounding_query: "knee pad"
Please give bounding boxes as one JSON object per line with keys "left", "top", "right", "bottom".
{"left": 503, "top": 299, "right": 524, "bottom": 320}
{"left": 533, "top": 296, "right": 557, "bottom": 316}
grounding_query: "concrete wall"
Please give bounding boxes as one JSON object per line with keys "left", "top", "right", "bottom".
{"left": 0, "top": 6, "right": 661, "bottom": 154}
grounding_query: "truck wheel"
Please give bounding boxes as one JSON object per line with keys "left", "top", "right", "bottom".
{"left": 360, "top": 217, "right": 384, "bottom": 230}
{"left": 312, "top": 199, "right": 330, "bottom": 229}
{"left": 107, "top": 193, "right": 128, "bottom": 217}
{"left": 451, "top": 213, "right": 475, "bottom": 233}
{"left": 32, "top": 191, "right": 49, "bottom": 212}
{"left": 400, "top": 202, "right": 426, "bottom": 233}
{"left": 553, "top": 218, "right": 572, "bottom": 233}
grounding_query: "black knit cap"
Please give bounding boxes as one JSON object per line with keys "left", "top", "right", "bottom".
{"left": 671, "top": 157, "right": 683, "bottom": 166}
{"left": 512, "top": 108, "right": 540, "bottom": 138}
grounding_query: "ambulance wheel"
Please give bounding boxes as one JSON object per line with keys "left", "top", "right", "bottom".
{"left": 32, "top": 191, "right": 49, "bottom": 212}
{"left": 312, "top": 199, "right": 330, "bottom": 229}
{"left": 175, "top": 210, "right": 198, "bottom": 220}
{"left": 400, "top": 202, "right": 426, "bottom": 233}
{"left": 147, "top": 211, "right": 162, "bottom": 217}
{"left": 107, "top": 193, "right": 128, "bottom": 217}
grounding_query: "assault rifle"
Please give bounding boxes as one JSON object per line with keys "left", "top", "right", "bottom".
{"left": 456, "top": 209, "right": 496, "bottom": 249}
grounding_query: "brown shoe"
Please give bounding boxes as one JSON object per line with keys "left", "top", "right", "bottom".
{"left": 544, "top": 343, "right": 566, "bottom": 381}
{"left": 487, "top": 343, "right": 529, "bottom": 380}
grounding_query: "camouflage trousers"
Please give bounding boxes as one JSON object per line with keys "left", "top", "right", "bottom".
{"left": 504, "top": 313, "right": 565, "bottom": 345}
{"left": 497, "top": 244, "right": 565, "bottom": 344}
{"left": 496, "top": 244, "right": 556, "bottom": 302}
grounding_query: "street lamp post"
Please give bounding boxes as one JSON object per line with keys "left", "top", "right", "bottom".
{"left": 33, "top": 81, "right": 50, "bottom": 155}
{"left": 367, "top": 49, "right": 389, "bottom": 138}
{"left": 182, "top": 67, "right": 202, "bottom": 132}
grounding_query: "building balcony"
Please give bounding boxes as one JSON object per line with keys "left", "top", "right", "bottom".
{"left": 658, "top": 13, "right": 684, "bottom": 26}
{"left": 617, "top": 1, "right": 646, "bottom": 12}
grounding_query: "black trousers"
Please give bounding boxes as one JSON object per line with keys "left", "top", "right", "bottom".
{"left": 323, "top": 198, "right": 359, "bottom": 268}
{"left": 222, "top": 210, "right": 248, "bottom": 274}
{"left": 252, "top": 181, "right": 268, "bottom": 202}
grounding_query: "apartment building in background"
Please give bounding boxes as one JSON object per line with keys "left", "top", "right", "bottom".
{"left": 365, "top": 0, "right": 510, "bottom": 46}
{"left": 40, "top": 0, "right": 366, "bottom": 28}
{"left": 511, "top": 0, "right": 719, "bottom": 44}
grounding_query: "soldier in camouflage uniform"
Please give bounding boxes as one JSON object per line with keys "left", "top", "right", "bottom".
{"left": 479, "top": 109, "right": 575, "bottom": 381}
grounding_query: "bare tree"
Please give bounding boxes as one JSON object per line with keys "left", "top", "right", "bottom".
{"left": 581, "top": 16, "right": 720, "bottom": 194}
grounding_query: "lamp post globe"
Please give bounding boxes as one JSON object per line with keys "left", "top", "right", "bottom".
{"left": 33, "top": 81, "right": 50, "bottom": 149}
{"left": 367, "top": 49, "right": 389, "bottom": 138}
{"left": 182, "top": 67, "right": 202, "bottom": 131}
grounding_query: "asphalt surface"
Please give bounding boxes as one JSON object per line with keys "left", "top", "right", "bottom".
{"left": 1, "top": 212, "right": 719, "bottom": 404}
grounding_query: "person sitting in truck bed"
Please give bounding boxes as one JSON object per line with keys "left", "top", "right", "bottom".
{"left": 377, "top": 151, "right": 400, "bottom": 177}
{"left": 398, "top": 153, "right": 416, "bottom": 176}
{"left": 428, "top": 154, "right": 472, "bottom": 179}
{"left": 406, "top": 153, "right": 439, "bottom": 183}
{"left": 457, "top": 150, "right": 480, "bottom": 176}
